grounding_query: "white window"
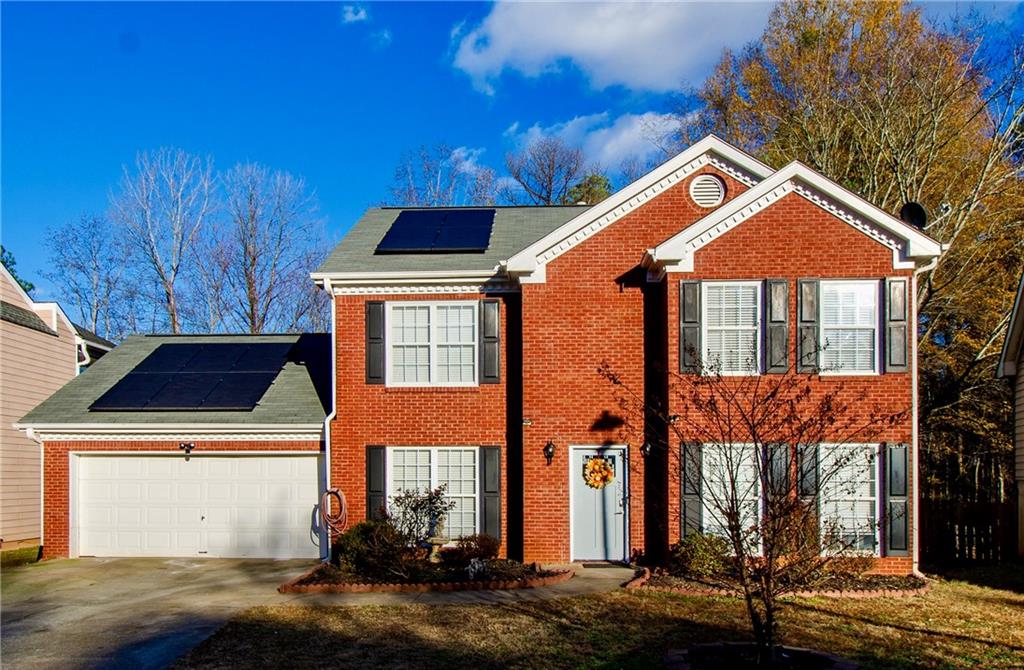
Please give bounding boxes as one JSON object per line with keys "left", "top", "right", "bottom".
{"left": 819, "top": 444, "right": 879, "bottom": 554}
{"left": 386, "top": 302, "right": 478, "bottom": 386}
{"left": 820, "top": 281, "right": 879, "bottom": 374}
{"left": 700, "top": 444, "right": 761, "bottom": 550}
{"left": 386, "top": 447, "right": 479, "bottom": 540}
{"left": 703, "top": 282, "right": 761, "bottom": 375}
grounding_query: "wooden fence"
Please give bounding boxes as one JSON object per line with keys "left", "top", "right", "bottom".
{"left": 920, "top": 497, "right": 1018, "bottom": 565}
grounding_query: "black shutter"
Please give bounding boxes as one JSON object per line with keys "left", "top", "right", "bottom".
{"left": 765, "top": 279, "right": 789, "bottom": 373}
{"left": 885, "top": 443, "right": 909, "bottom": 556}
{"left": 885, "top": 279, "right": 909, "bottom": 373}
{"left": 366, "top": 446, "right": 386, "bottom": 520}
{"left": 797, "top": 279, "right": 819, "bottom": 373}
{"left": 680, "top": 281, "right": 701, "bottom": 373}
{"left": 767, "top": 443, "right": 790, "bottom": 499}
{"left": 797, "top": 444, "right": 819, "bottom": 498}
{"left": 365, "top": 301, "right": 385, "bottom": 384}
{"left": 681, "top": 443, "right": 702, "bottom": 536}
{"left": 479, "top": 300, "right": 501, "bottom": 384}
{"left": 480, "top": 446, "right": 501, "bottom": 540}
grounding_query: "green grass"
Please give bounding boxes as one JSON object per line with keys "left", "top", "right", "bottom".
{"left": 1, "top": 546, "right": 40, "bottom": 568}
{"left": 176, "top": 563, "right": 1024, "bottom": 670}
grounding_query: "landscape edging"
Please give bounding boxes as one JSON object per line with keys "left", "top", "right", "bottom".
{"left": 278, "top": 565, "right": 575, "bottom": 594}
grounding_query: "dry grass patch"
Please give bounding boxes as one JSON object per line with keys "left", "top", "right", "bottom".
{"left": 176, "top": 565, "right": 1024, "bottom": 670}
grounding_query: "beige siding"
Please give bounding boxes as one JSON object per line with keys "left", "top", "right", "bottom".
{"left": 0, "top": 284, "right": 78, "bottom": 543}
{"left": 1016, "top": 365, "right": 1024, "bottom": 481}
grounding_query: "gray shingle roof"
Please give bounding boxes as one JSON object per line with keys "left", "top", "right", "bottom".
{"left": 1, "top": 300, "right": 57, "bottom": 336}
{"left": 315, "top": 206, "right": 590, "bottom": 275}
{"left": 18, "top": 333, "right": 330, "bottom": 427}
{"left": 73, "top": 322, "right": 115, "bottom": 349}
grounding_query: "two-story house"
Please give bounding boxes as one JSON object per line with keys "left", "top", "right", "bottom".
{"left": 18, "top": 136, "right": 941, "bottom": 572}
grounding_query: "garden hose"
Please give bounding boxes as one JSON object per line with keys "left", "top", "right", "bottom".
{"left": 320, "top": 488, "right": 348, "bottom": 537}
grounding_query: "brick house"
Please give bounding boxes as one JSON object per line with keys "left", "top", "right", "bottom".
{"left": 18, "top": 136, "right": 941, "bottom": 572}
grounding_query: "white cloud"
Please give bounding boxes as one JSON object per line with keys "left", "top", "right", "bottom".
{"left": 506, "top": 111, "right": 678, "bottom": 169}
{"left": 341, "top": 5, "right": 368, "bottom": 24}
{"left": 370, "top": 29, "right": 392, "bottom": 49}
{"left": 453, "top": 2, "right": 772, "bottom": 94}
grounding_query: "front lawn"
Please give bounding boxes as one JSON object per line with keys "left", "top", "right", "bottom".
{"left": 175, "top": 564, "right": 1024, "bottom": 670}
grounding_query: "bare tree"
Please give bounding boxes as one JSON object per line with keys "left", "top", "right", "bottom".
{"left": 600, "top": 356, "right": 906, "bottom": 663}
{"left": 387, "top": 144, "right": 496, "bottom": 206}
{"left": 214, "top": 163, "right": 329, "bottom": 333}
{"left": 110, "top": 148, "right": 214, "bottom": 333}
{"left": 44, "top": 215, "right": 130, "bottom": 340}
{"left": 504, "top": 136, "right": 585, "bottom": 205}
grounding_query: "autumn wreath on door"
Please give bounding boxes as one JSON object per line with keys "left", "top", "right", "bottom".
{"left": 583, "top": 455, "right": 615, "bottom": 489}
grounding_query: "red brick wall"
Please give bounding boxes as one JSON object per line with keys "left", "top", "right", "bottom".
{"left": 520, "top": 167, "right": 751, "bottom": 563}
{"left": 41, "top": 439, "right": 321, "bottom": 559}
{"left": 330, "top": 292, "right": 510, "bottom": 553}
{"left": 663, "top": 192, "right": 915, "bottom": 571}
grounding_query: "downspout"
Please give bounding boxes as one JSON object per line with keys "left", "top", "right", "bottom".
{"left": 25, "top": 427, "right": 44, "bottom": 549}
{"left": 320, "top": 278, "right": 338, "bottom": 562}
{"left": 911, "top": 256, "right": 939, "bottom": 576}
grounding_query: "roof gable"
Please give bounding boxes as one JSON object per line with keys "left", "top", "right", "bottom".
{"left": 503, "top": 135, "right": 774, "bottom": 282}
{"left": 647, "top": 161, "right": 944, "bottom": 273}
{"left": 998, "top": 271, "right": 1024, "bottom": 377}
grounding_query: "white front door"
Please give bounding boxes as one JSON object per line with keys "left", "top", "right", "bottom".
{"left": 75, "top": 454, "right": 321, "bottom": 559}
{"left": 570, "top": 446, "right": 627, "bottom": 562}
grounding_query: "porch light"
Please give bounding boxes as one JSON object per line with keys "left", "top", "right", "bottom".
{"left": 179, "top": 442, "right": 195, "bottom": 460}
{"left": 543, "top": 440, "right": 556, "bottom": 465}
{"left": 640, "top": 442, "right": 653, "bottom": 458}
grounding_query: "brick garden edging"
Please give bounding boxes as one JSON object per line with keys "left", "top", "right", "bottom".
{"left": 624, "top": 567, "right": 931, "bottom": 599}
{"left": 278, "top": 564, "right": 575, "bottom": 594}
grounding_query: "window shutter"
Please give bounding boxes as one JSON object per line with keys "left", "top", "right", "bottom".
{"left": 884, "top": 279, "right": 909, "bottom": 373}
{"left": 479, "top": 446, "right": 501, "bottom": 540}
{"left": 681, "top": 443, "right": 702, "bottom": 536}
{"left": 366, "top": 446, "right": 386, "bottom": 520}
{"left": 797, "top": 279, "right": 819, "bottom": 373}
{"left": 479, "top": 300, "right": 501, "bottom": 384}
{"left": 797, "top": 444, "right": 819, "bottom": 498}
{"left": 365, "top": 301, "right": 385, "bottom": 384}
{"left": 680, "top": 281, "right": 701, "bottom": 373}
{"left": 885, "top": 443, "right": 909, "bottom": 556}
{"left": 765, "top": 279, "right": 789, "bottom": 373}
{"left": 767, "top": 443, "right": 790, "bottom": 499}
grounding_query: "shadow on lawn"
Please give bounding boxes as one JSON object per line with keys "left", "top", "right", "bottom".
{"left": 925, "top": 561, "right": 1024, "bottom": 595}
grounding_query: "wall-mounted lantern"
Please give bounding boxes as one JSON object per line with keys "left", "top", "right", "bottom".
{"left": 639, "top": 442, "right": 653, "bottom": 458}
{"left": 179, "top": 442, "right": 195, "bottom": 461}
{"left": 543, "top": 440, "right": 556, "bottom": 466}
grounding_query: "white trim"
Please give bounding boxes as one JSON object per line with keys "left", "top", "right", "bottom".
{"left": 817, "top": 443, "right": 883, "bottom": 558}
{"left": 384, "top": 446, "right": 481, "bottom": 538}
{"left": 505, "top": 136, "right": 774, "bottom": 281}
{"left": 333, "top": 283, "right": 517, "bottom": 296}
{"left": 16, "top": 422, "right": 322, "bottom": 432}
{"left": 28, "top": 431, "right": 323, "bottom": 442}
{"left": 997, "top": 271, "right": 1024, "bottom": 378}
{"left": 649, "top": 162, "right": 944, "bottom": 273}
{"left": 700, "top": 280, "right": 763, "bottom": 376}
{"left": 818, "top": 279, "right": 881, "bottom": 376}
{"left": 567, "top": 444, "right": 629, "bottom": 562}
{"left": 384, "top": 300, "right": 479, "bottom": 387}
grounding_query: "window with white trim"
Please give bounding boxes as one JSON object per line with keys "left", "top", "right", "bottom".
{"left": 820, "top": 281, "right": 878, "bottom": 373}
{"left": 701, "top": 444, "right": 760, "bottom": 547}
{"left": 703, "top": 282, "right": 761, "bottom": 374}
{"left": 819, "top": 444, "right": 879, "bottom": 554}
{"left": 387, "top": 447, "right": 478, "bottom": 539}
{"left": 387, "top": 302, "right": 477, "bottom": 386}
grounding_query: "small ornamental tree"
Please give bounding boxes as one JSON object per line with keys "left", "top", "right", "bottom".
{"left": 600, "top": 354, "right": 907, "bottom": 664}
{"left": 387, "top": 485, "right": 457, "bottom": 547}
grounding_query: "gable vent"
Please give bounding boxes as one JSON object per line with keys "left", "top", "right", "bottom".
{"left": 689, "top": 174, "right": 726, "bottom": 208}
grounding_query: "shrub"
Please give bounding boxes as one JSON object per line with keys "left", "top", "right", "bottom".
{"left": 668, "top": 533, "right": 731, "bottom": 579}
{"left": 333, "top": 520, "right": 420, "bottom": 581}
{"left": 441, "top": 533, "right": 501, "bottom": 568}
{"left": 388, "top": 485, "right": 457, "bottom": 546}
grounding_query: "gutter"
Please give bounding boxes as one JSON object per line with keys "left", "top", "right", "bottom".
{"left": 24, "top": 427, "right": 44, "bottom": 548}
{"left": 911, "top": 256, "right": 939, "bottom": 576}
{"left": 320, "top": 277, "right": 338, "bottom": 562}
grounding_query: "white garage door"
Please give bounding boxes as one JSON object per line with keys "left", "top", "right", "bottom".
{"left": 76, "top": 454, "right": 322, "bottom": 559}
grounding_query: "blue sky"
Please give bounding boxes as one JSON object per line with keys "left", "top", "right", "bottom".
{"left": 3, "top": 1, "right": 1022, "bottom": 301}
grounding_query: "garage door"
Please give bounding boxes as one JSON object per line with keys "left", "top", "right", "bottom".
{"left": 76, "top": 454, "right": 322, "bottom": 559}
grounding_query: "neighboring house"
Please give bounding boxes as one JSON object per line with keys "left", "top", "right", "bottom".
{"left": 0, "top": 263, "right": 110, "bottom": 548}
{"left": 997, "top": 271, "right": 1024, "bottom": 557}
{"left": 17, "top": 136, "right": 942, "bottom": 573}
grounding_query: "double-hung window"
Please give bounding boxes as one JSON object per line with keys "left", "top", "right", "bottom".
{"left": 700, "top": 444, "right": 761, "bottom": 549}
{"left": 818, "top": 444, "right": 879, "bottom": 554}
{"left": 387, "top": 302, "right": 478, "bottom": 386}
{"left": 387, "top": 447, "right": 479, "bottom": 539}
{"left": 820, "top": 281, "right": 878, "bottom": 374}
{"left": 703, "top": 282, "right": 761, "bottom": 374}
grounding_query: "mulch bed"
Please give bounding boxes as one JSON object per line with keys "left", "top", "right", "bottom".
{"left": 279, "top": 560, "right": 574, "bottom": 594}
{"left": 628, "top": 567, "right": 929, "bottom": 599}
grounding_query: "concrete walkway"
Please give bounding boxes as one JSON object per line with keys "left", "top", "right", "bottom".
{"left": 1, "top": 557, "right": 634, "bottom": 670}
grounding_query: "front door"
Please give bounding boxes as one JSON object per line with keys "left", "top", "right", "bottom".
{"left": 570, "top": 446, "right": 627, "bottom": 561}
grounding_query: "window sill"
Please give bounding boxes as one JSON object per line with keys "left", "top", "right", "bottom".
{"left": 383, "top": 386, "right": 482, "bottom": 394}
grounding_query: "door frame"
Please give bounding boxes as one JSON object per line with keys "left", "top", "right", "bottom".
{"left": 568, "top": 444, "right": 629, "bottom": 562}
{"left": 69, "top": 450, "right": 326, "bottom": 559}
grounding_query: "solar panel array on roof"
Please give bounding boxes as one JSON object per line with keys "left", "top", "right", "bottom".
{"left": 375, "top": 209, "right": 495, "bottom": 254}
{"left": 89, "top": 342, "right": 293, "bottom": 412}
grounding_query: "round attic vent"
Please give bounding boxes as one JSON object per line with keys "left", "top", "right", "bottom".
{"left": 689, "top": 174, "right": 726, "bottom": 208}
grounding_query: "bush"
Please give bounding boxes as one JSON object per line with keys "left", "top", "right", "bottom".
{"left": 333, "top": 520, "right": 420, "bottom": 581}
{"left": 668, "top": 533, "right": 731, "bottom": 579}
{"left": 441, "top": 533, "right": 501, "bottom": 568}
{"left": 388, "top": 485, "right": 457, "bottom": 546}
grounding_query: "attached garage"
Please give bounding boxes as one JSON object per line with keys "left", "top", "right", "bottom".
{"left": 74, "top": 454, "right": 322, "bottom": 559}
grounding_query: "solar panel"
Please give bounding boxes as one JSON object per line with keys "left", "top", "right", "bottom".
{"left": 201, "top": 372, "right": 279, "bottom": 409}
{"left": 375, "top": 209, "right": 494, "bottom": 254}
{"left": 90, "top": 372, "right": 174, "bottom": 410}
{"left": 232, "top": 342, "right": 295, "bottom": 371}
{"left": 145, "top": 373, "right": 221, "bottom": 410}
{"left": 133, "top": 344, "right": 202, "bottom": 373}
{"left": 184, "top": 343, "right": 249, "bottom": 372}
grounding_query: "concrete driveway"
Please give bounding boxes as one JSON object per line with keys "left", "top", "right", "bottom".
{"left": 1, "top": 557, "right": 316, "bottom": 670}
